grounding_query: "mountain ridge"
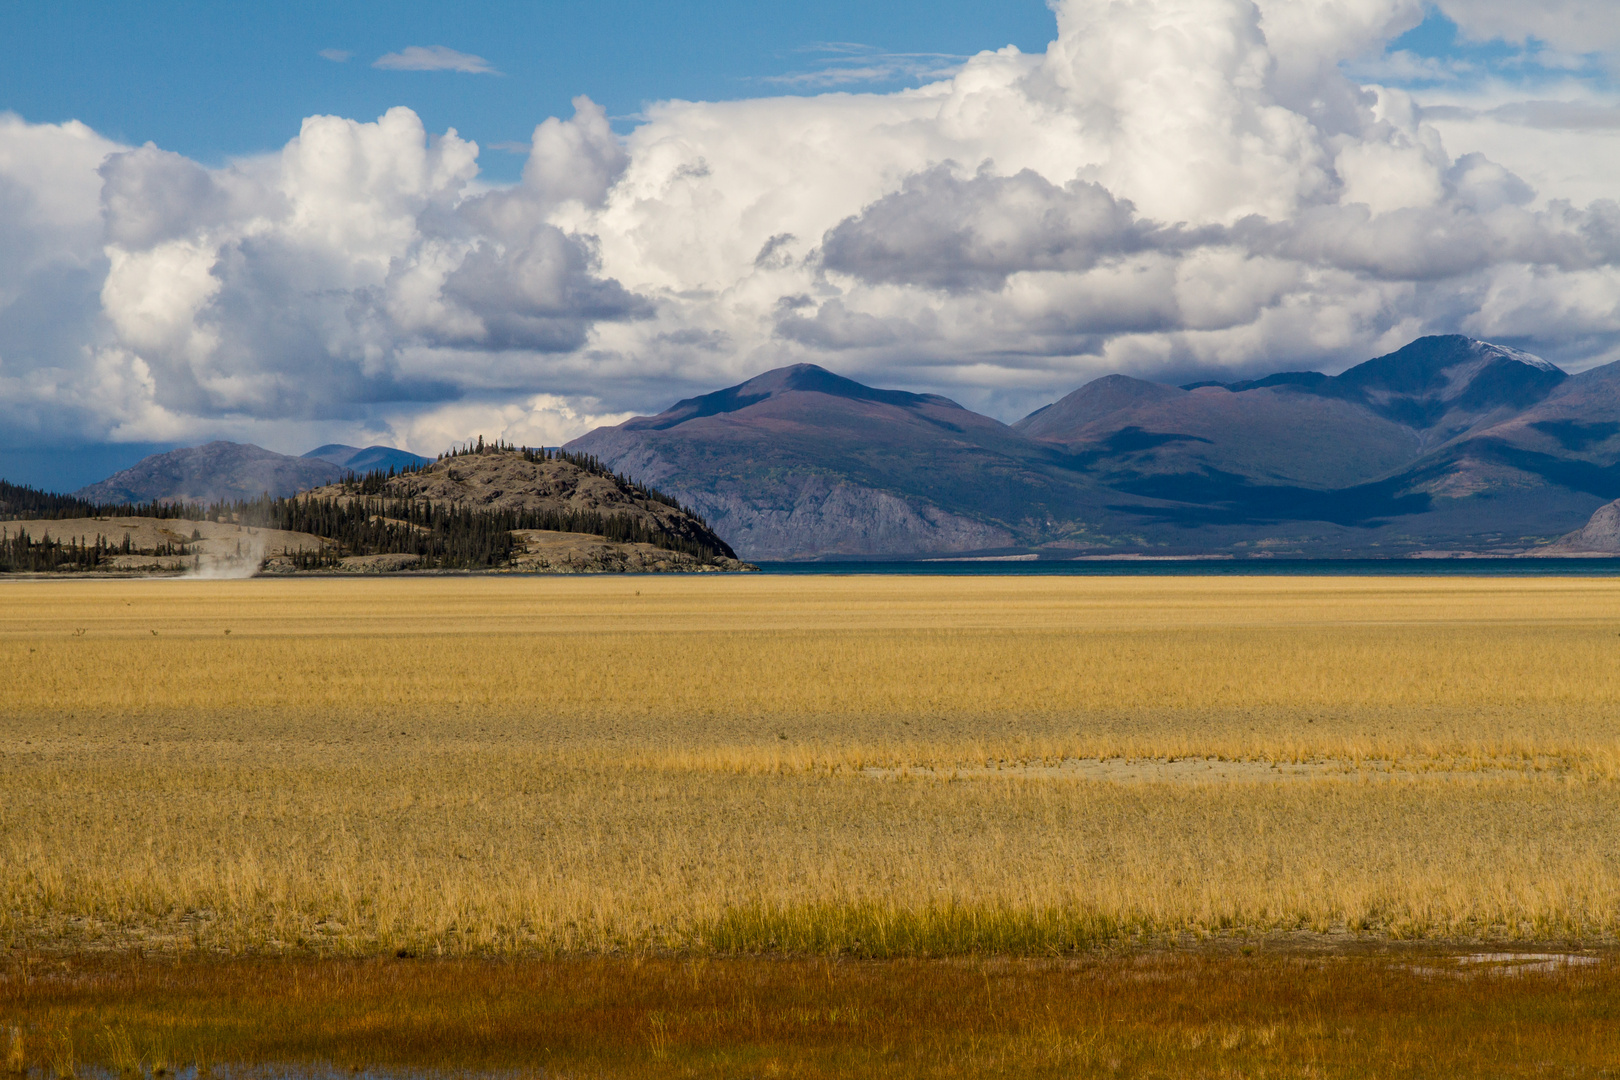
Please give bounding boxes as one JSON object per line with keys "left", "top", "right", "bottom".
{"left": 73, "top": 442, "right": 346, "bottom": 505}
{"left": 569, "top": 336, "right": 1620, "bottom": 560}
{"left": 303, "top": 444, "right": 433, "bottom": 473}
{"left": 54, "top": 335, "right": 1618, "bottom": 561}
{"left": 1168, "top": 337, "right": 1567, "bottom": 448}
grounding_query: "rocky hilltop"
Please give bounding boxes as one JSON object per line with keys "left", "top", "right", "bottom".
{"left": 1536, "top": 499, "right": 1620, "bottom": 555}
{"left": 298, "top": 444, "right": 750, "bottom": 572}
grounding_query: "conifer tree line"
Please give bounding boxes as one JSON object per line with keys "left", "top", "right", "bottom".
{"left": 0, "top": 479, "right": 104, "bottom": 521}
{"left": 248, "top": 492, "right": 731, "bottom": 567}
{"left": 0, "top": 527, "right": 182, "bottom": 573}
{"left": 0, "top": 479, "right": 206, "bottom": 524}
{"left": 1, "top": 443, "right": 735, "bottom": 570}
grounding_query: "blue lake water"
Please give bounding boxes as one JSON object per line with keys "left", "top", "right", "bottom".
{"left": 756, "top": 558, "right": 1620, "bottom": 577}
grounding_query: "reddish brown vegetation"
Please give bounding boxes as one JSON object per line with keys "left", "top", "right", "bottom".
{"left": 4, "top": 951, "right": 1618, "bottom": 1078}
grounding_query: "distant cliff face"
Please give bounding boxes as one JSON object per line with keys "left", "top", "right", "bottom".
{"left": 1541, "top": 499, "right": 1620, "bottom": 554}
{"left": 669, "top": 476, "right": 1015, "bottom": 562}
{"left": 569, "top": 338, "right": 1620, "bottom": 560}
{"left": 73, "top": 442, "right": 345, "bottom": 505}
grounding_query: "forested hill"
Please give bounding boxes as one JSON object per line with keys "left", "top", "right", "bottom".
{"left": 3, "top": 443, "right": 744, "bottom": 573}
{"left": 299, "top": 442, "right": 739, "bottom": 563}
{"left": 0, "top": 480, "right": 98, "bottom": 520}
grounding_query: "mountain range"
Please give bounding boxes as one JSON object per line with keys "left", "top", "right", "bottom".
{"left": 568, "top": 336, "right": 1620, "bottom": 560}
{"left": 72, "top": 441, "right": 427, "bottom": 505}
{"left": 303, "top": 444, "right": 434, "bottom": 473}
{"left": 42, "top": 334, "right": 1620, "bottom": 560}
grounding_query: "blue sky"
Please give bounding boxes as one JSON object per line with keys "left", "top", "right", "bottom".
{"left": 1, "top": 1, "right": 1059, "bottom": 183}
{"left": 1, "top": 1, "right": 1618, "bottom": 493}
{"left": 1373, "top": 8, "right": 1615, "bottom": 94}
{"left": 5, "top": 2, "right": 1580, "bottom": 185}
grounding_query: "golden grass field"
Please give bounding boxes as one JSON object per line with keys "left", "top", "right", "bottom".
{"left": 7, "top": 573, "right": 1620, "bottom": 1076}
{"left": 4, "top": 574, "right": 1620, "bottom": 960}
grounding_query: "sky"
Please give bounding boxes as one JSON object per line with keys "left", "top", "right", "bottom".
{"left": 0, "top": 2, "right": 1061, "bottom": 185}
{"left": 2, "top": 0, "right": 1619, "bottom": 490}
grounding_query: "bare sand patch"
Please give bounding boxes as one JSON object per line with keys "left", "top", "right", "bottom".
{"left": 861, "top": 756, "right": 1540, "bottom": 783}
{"left": 1, "top": 516, "right": 325, "bottom": 575}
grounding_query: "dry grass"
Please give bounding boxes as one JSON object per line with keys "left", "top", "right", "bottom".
{"left": 4, "top": 576, "right": 1620, "bottom": 955}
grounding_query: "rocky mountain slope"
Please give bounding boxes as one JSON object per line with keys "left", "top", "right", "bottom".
{"left": 569, "top": 337, "right": 1620, "bottom": 560}
{"left": 568, "top": 364, "right": 1138, "bottom": 559}
{"left": 1536, "top": 498, "right": 1620, "bottom": 555}
{"left": 74, "top": 442, "right": 345, "bottom": 504}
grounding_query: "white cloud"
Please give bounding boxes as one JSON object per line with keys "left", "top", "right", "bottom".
{"left": 818, "top": 165, "right": 1213, "bottom": 292}
{"left": 318, "top": 49, "right": 351, "bottom": 63}
{"left": 562, "top": 0, "right": 1620, "bottom": 403}
{"left": 0, "top": 113, "right": 125, "bottom": 444}
{"left": 760, "top": 44, "right": 965, "bottom": 89}
{"left": 0, "top": 99, "right": 648, "bottom": 452}
{"left": 373, "top": 46, "right": 498, "bottom": 74}
{"left": 1436, "top": 0, "right": 1620, "bottom": 55}
{"left": 4, "top": 0, "right": 1620, "bottom": 458}
{"left": 1425, "top": 100, "right": 1620, "bottom": 131}
{"left": 389, "top": 394, "right": 634, "bottom": 456}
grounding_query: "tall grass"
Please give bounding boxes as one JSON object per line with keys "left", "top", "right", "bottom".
{"left": 3, "top": 576, "right": 1620, "bottom": 955}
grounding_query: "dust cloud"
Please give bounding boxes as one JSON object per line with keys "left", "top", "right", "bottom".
{"left": 182, "top": 532, "right": 266, "bottom": 580}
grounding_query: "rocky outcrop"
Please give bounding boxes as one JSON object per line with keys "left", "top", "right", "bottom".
{"left": 1538, "top": 499, "right": 1620, "bottom": 554}
{"left": 10, "top": 451, "right": 755, "bottom": 575}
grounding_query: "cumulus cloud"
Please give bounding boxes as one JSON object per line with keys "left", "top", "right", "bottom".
{"left": 568, "top": 0, "right": 1620, "bottom": 400}
{"left": 318, "top": 49, "right": 351, "bottom": 63}
{"left": 4, "top": 0, "right": 1620, "bottom": 458}
{"left": 0, "top": 99, "right": 645, "bottom": 452}
{"left": 821, "top": 165, "right": 1220, "bottom": 292}
{"left": 0, "top": 113, "right": 125, "bottom": 444}
{"left": 373, "top": 46, "right": 498, "bottom": 74}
